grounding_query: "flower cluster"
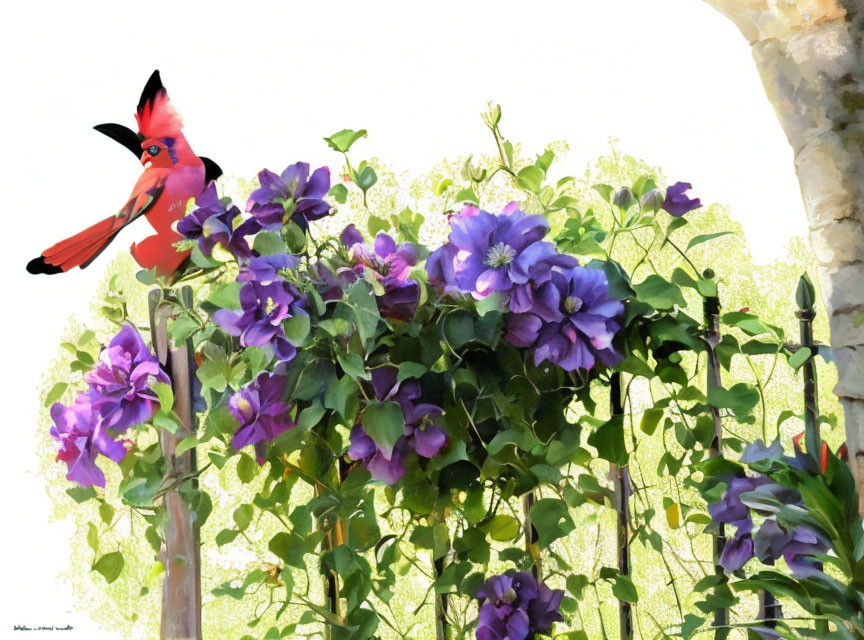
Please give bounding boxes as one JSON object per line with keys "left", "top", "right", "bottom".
{"left": 348, "top": 366, "right": 447, "bottom": 484}
{"left": 178, "top": 182, "right": 259, "bottom": 261}
{"left": 49, "top": 324, "right": 168, "bottom": 487}
{"left": 709, "top": 441, "right": 829, "bottom": 575}
{"left": 228, "top": 372, "right": 295, "bottom": 458}
{"left": 475, "top": 570, "right": 564, "bottom": 640}
{"left": 340, "top": 225, "right": 420, "bottom": 321}
{"left": 214, "top": 253, "right": 307, "bottom": 364}
{"left": 247, "top": 162, "right": 332, "bottom": 232}
{"left": 428, "top": 204, "right": 623, "bottom": 372}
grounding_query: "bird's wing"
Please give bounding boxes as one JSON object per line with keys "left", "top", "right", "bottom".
{"left": 27, "top": 174, "right": 167, "bottom": 274}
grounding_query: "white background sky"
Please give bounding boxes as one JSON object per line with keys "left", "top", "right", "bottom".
{"left": 1, "top": 0, "right": 808, "bottom": 637}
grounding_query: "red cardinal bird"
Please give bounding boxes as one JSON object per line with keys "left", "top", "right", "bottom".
{"left": 26, "top": 70, "right": 222, "bottom": 277}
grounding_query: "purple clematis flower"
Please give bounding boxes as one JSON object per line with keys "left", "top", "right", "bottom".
{"left": 662, "top": 182, "right": 702, "bottom": 217}
{"left": 348, "top": 366, "right": 447, "bottom": 484}
{"left": 475, "top": 570, "right": 563, "bottom": 640}
{"left": 178, "top": 182, "right": 259, "bottom": 260}
{"left": 49, "top": 394, "right": 126, "bottom": 488}
{"left": 238, "top": 253, "right": 299, "bottom": 286}
{"left": 708, "top": 475, "right": 772, "bottom": 525}
{"left": 247, "top": 162, "right": 331, "bottom": 231}
{"left": 86, "top": 323, "right": 170, "bottom": 433}
{"left": 426, "top": 203, "right": 577, "bottom": 312}
{"left": 506, "top": 267, "right": 624, "bottom": 372}
{"left": 228, "top": 372, "right": 295, "bottom": 453}
{"left": 214, "top": 280, "right": 306, "bottom": 363}
{"left": 720, "top": 529, "right": 756, "bottom": 572}
{"left": 341, "top": 226, "right": 421, "bottom": 322}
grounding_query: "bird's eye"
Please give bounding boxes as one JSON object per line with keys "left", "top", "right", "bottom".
{"left": 146, "top": 145, "right": 161, "bottom": 156}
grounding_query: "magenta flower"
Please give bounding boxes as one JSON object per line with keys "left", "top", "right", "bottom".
{"left": 228, "top": 372, "right": 295, "bottom": 453}
{"left": 341, "top": 225, "right": 421, "bottom": 322}
{"left": 49, "top": 394, "right": 126, "bottom": 488}
{"left": 348, "top": 366, "right": 447, "bottom": 484}
{"left": 178, "top": 182, "right": 259, "bottom": 260}
{"left": 475, "top": 570, "right": 563, "bottom": 640}
{"left": 426, "top": 204, "right": 577, "bottom": 312}
{"left": 505, "top": 267, "right": 623, "bottom": 372}
{"left": 247, "top": 162, "right": 331, "bottom": 231}
{"left": 662, "top": 182, "right": 702, "bottom": 217}
{"left": 86, "top": 324, "right": 170, "bottom": 433}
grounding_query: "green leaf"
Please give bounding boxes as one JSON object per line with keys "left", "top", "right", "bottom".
{"left": 453, "top": 188, "right": 478, "bottom": 203}
{"left": 337, "top": 353, "right": 368, "bottom": 380}
{"left": 66, "top": 486, "right": 96, "bottom": 503}
{"left": 237, "top": 453, "right": 257, "bottom": 484}
{"left": 396, "top": 362, "right": 427, "bottom": 383}
{"left": 329, "top": 183, "right": 349, "bottom": 204}
{"left": 44, "top": 382, "right": 67, "bottom": 407}
{"left": 355, "top": 165, "right": 377, "bottom": 192}
{"left": 788, "top": 347, "right": 811, "bottom": 370}
{"left": 92, "top": 551, "right": 124, "bottom": 584}
{"left": 151, "top": 381, "right": 174, "bottom": 413}
{"left": 297, "top": 399, "right": 326, "bottom": 430}
{"left": 587, "top": 415, "right": 628, "bottom": 465}
{"left": 175, "top": 435, "right": 197, "bottom": 457}
{"left": 592, "top": 184, "right": 614, "bottom": 202}
{"left": 361, "top": 402, "right": 403, "bottom": 457}
{"left": 233, "top": 504, "right": 254, "bottom": 531}
{"left": 207, "top": 282, "right": 243, "bottom": 309}
{"left": 197, "top": 342, "right": 229, "bottom": 393}
{"left": 283, "top": 314, "right": 311, "bottom": 345}
{"left": 444, "top": 312, "right": 474, "bottom": 349}
{"left": 516, "top": 165, "right": 544, "bottom": 193}
{"left": 253, "top": 231, "right": 289, "bottom": 256}
{"left": 337, "top": 281, "right": 380, "bottom": 346}
{"left": 611, "top": 573, "right": 639, "bottom": 603}
{"left": 707, "top": 383, "right": 760, "bottom": 418}
{"left": 485, "top": 514, "right": 520, "bottom": 542}
{"left": 687, "top": 231, "right": 734, "bottom": 250}
{"left": 318, "top": 318, "right": 352, "bottom": 337}
{"left": 216, "top": 528, "right": 239, "bottom": 546}
{"left": 530, "top": 498, "right": 575, "bottom": 548}
{"left": 367, "top": 214, "right": 389, "bottom": 236}
{"left": 87, "top": 522, "right": 99, "bottom": 553}
{"left": 153, "top": 411, "right": 180, "bottom": 434}
{"left": 324, "top": 128, "right": 367, "bottom": 152}
{"left": 99, "top": 502, "right": 114, "bottom": 525}
{"left": 639, "top": 408, "right": 663, "bottom": 436}
{"left": 633, "top": 275, "right": 686, "bottom": 310}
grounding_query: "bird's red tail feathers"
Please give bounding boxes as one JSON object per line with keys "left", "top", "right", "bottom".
{"left": 33, "top": 216, "right": 121, "bottom": 272}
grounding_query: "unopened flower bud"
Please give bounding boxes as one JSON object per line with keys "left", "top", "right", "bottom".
{"left": 640, "top": 189, "right": 664, "bottom": 213}
{"left": 613, "top": 187, "right": 635, "bottom": 211}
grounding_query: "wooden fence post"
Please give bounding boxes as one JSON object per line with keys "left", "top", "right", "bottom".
{"left": 702, "top": 272, "right": 728, "bottom": 634}
{"left": 148, "top": 288, "right": 202, "bottom": 640}
{"left": 609, "top": 372, "right": 632, "bottom": 640}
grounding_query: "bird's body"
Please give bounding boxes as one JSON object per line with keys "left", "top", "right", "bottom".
{"left": 27, "top": 70, "right": 221, "bottom": 277}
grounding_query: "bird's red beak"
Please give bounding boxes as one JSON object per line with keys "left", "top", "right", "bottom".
{"left": 140, "top": 152, "right": 151, "bottom": 166}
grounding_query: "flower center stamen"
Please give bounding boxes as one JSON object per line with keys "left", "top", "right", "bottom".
{"left": 485, "top": 242, "right": 517, "bottom": 268}
{"left": 564, "top": 295, "right": 583, "bottom": 314}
